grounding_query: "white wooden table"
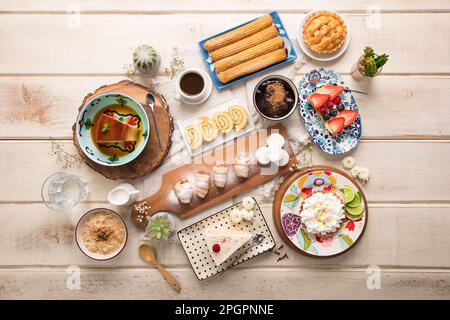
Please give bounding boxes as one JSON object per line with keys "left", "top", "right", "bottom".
{"left": 1, "top": 0, "right": 450, "bottom": 299}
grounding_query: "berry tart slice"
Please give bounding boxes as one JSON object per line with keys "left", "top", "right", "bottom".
{"left": 307, "top": 84, "right": 358, "bottom": 135}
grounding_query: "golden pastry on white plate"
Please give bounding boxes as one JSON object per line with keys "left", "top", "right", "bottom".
{"left": 303, "top": 11, "right": 347, "bottom": 54}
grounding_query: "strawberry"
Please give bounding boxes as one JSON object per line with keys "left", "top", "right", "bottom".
{"left": 333, "top": 96, "right": 342, "bottom": 104}
{"left": 316, "top": 84, "right": 344, "bottom": 101}
{"left": 308, "top": 93, "right": 330, "bottom": 110}
{"left": 327, "top": 117, "right": 345, "bottom": 135}
{"left": 339, "top": 110, "right": 358, "bottom": 127}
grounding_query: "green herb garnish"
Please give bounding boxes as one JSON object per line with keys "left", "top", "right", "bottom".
{"left": 102, "top": 121, "right": 110, "bottom": 133}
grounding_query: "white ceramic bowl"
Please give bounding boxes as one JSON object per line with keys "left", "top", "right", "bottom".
{"left": 75, "top": 208, "right": 128, "bottom": 261}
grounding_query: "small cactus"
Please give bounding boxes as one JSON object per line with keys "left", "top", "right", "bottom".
{"left": 359, "top": 46, "right": 389, "bottom": 77}
{"left": 133, "top": 44, "right": 160, "bottom": 74}
{"left": 145, "top": 214, "right": 174, "bottom": 240}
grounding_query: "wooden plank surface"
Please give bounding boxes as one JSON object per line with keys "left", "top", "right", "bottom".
{"left": 1, "top": 268, "right": 449, "bottom": 299}
{"left": 1, "top": 203, "right": 450, "bottom": 268}
{"left": 0, "top": 140, "right": 444, "bottom": 203}
{"left": 0, "top": 14, "right": 449, "bottom": 75}
{"left": 0, "top": 0, "right": 449, "bottom": 300}
{"left": 1, "top": 76, "right": 450, "bottom": 139}
{"left": 2, "top": 0, "right": 450, "bottom": 13}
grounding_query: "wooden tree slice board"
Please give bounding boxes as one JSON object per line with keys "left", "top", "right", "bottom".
{"left": 131, "top": 124, "right": 298, "bottom": 229}
{"left": 72, "top": 80, "right": 173, "bottom": 180}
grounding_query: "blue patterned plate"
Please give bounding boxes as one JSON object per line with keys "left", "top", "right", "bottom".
{"left": 76, "top": 92, "right": 150, "bottom": 167}
{"left": 298, "top": 68, "right": 362, "bottom": 155}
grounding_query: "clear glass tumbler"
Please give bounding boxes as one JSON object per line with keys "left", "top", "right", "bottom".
{"left": 41, "top": 172, "right": 90, "bottom": 211}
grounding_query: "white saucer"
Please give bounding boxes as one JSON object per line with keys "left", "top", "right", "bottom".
{"left": 175, "top": 69, "right": 213, "bottom": 105}
{"left": 297, "top": 10, "right": 350, "bottom": 62}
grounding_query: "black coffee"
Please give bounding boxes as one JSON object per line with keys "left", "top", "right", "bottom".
{"left": 180, "top": 72, "right": 204, "bottom": 96}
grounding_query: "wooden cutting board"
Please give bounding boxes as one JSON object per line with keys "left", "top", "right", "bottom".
{"left": 72, "top": 80, "right": 174, "bottom": 180}
{"left": 131, "top": 124, "right": 298, "bottom": 229}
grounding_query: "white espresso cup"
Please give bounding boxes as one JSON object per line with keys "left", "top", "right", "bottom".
{"left": 174, "top": 68, "right": 212, "bottom": 105}
{"left": 107, "top": 183, "right": 140, "bottom": 206}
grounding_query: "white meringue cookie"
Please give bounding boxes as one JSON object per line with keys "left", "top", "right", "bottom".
{"left": 266, "top": 133, "right": 285, "bottom": 148}
{"left": 229, "top": 208, "right": 243, "bottom": 224}
{"left": 255, "top": 147, "right": 270, "bottom": 166}
{"left": 242, "top": 197, "right": 255, "bottom": 210}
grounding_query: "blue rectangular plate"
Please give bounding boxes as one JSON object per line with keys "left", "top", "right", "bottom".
{"left": 198, "top": 11, "right": 297, "bottom": 90}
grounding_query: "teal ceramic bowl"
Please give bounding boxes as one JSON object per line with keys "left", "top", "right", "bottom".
{"left": 76, "top": 92, "right": 150, "bottom": 167}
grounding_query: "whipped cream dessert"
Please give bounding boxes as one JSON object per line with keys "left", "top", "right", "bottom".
{"left": 300, "top": 192, "right": 345, "bottom": 235}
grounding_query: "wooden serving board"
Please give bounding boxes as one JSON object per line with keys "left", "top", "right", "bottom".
{"left": 72, "top": 80, "right": 173, "bottom": 180}
{"left": 131, "top": 124, "right": 298, "bottom": 229}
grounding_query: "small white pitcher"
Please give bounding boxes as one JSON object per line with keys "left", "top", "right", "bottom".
{"left": 107, "top": 183, "right": 140, "bottom": 206}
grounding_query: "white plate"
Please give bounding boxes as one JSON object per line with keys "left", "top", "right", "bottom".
{"left": 297, "top": 10, "right": 350, "bottom": 62}
{"left": 177, "top": 97, "right": 255, "bottom": 156}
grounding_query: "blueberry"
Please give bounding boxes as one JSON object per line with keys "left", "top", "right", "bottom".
{"left": 323, "top": 112, "right": 331, "bottom": 120}
{"left": 337, "top": 103, "right": 345, "bottom": 111}
{"left": 330, "top": 109, "right": 338, "bottom": 116}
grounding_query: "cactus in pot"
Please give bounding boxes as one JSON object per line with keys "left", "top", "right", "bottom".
{"left": 352, "top": 46, "right": 389, "bottom": 80}
{"left": 145, "top": 214, "right": 175, "bottom": 241}
{"left": 133, "top": 44, "right": 160, "bottom": 74}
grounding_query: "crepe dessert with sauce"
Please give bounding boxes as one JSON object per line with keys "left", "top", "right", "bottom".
{"left": 203, "top": 14, "right": 288, "bottom": 84}
{"left": 307, "top": 84, "right": 358, "bottom": 135}
{"left": 95, "top": 113, "right": 140, "bottom": 143}
{"left": 205, "top": 228, "right": 253, "bottom": 266}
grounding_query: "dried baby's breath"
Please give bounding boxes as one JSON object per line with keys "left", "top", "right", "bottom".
{"left": 165, "top": 47, "right": 185, "bottom": 79}
{"left": 123, "top": 63, "right": 137, "bottom": 82}
{"left": 49, "top": 138, "right": 82, "bottom": 169}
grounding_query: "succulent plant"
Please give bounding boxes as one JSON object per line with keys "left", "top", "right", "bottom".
{"left": 359, "top": 46, "right": 389, "bottom": 77}
{"left": 133, "top": 44, "right": 160, "bottom": 74}
{"left": 145, "top": 214, "right": 174, "bottom": 240}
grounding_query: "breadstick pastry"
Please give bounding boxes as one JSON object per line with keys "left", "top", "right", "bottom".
{"left": 203, "top": 14, "right": 273, "bottom": 52}
{"left": 210, "top": 25, "right": 279, "bottom": 62}
{"left": 214, "top": 36, "right": 285, "bottom": 73}
{"left": 217, "top": 48, "right": 287, "bottom": 84}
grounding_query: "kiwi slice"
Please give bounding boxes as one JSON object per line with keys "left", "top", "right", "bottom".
{"left": 342, "top": 186, "right": 355, "bottom": 204}
{"left": 346, "top": 192, "right": 361, "bottom": 208}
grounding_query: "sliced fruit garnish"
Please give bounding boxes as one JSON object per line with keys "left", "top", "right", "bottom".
{"left": 308, "top": 93, "right": 330, "bottom": 110}
{"left": 342, "top": 186, "right": 356, "bottom": 204}
{"left": 345, "top": 211, "right": 364, "bottom": 221}
{"left": 316, "top": 84, "right": 344, "bottom": 101}
{"left": 346, "top": 191, "right": 361, "bottom": 208}
{"left": 327, "top": 117, "right": 345, "bottom": 135}
{"left": 339, "top": 110, "right": 359, "bottom": 127}
{"left": 346, "top": 203, "right": 365, "bottom": 216}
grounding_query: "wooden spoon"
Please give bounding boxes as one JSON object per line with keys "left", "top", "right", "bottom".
{"left": 139, "top": 244, "right": 181, "bottom": 293}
